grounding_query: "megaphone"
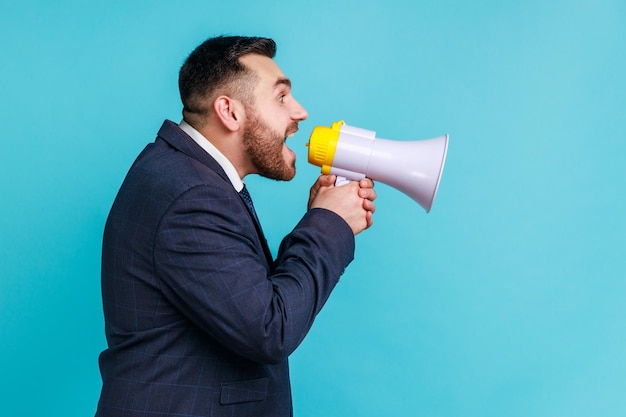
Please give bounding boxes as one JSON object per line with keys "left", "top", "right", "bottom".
{"left": 307, "top": 120, "right": 449, "bottom": 213}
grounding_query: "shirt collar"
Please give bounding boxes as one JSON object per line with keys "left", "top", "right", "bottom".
{"left": 179, "top": 119, "right": 244, "bottom": 192}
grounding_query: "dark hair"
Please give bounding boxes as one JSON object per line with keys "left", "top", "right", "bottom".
{"left": 179, "top": 36, "right": 276, "bottom": 122}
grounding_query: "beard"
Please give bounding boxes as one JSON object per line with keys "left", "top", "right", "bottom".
{"left": 243, "top": 106, "right": 298, "bottom": 181}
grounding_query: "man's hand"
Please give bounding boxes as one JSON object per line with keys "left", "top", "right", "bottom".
{"left": 308, "top": 175, "right": 377, "bottom": 235}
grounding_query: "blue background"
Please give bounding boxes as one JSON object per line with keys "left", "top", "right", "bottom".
{"left": 1, "top": 0, "right": 624, "bottom": 415}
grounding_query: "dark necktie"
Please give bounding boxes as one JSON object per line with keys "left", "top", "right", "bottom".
{"left": 239, "top": 185, "right": 259, "bottom": 223}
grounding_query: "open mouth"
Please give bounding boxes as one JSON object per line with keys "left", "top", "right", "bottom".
{"left": 285, "top": 124, "right": 299, "bottom": 140}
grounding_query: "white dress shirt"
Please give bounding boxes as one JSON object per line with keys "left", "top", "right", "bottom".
{"left": 178, "top": 120, "right": 244, "bottom": 192}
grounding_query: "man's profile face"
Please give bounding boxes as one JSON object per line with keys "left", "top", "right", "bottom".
{"left": 239, "top": 54, "right": 308, "bottom": 181}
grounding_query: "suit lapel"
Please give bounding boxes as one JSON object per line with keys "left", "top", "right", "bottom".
{"left": 157, "top": 120, "right": 231, "bottom": 184}
{"left": 237, "top": 188, "right": 275, "bottom": 269}
{"left": 156, "top": 120, "right": 275, "bottom": 268}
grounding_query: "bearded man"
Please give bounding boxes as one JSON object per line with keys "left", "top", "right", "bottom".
{"left": 95, "top": 36, "right": 376, "bottom": 417}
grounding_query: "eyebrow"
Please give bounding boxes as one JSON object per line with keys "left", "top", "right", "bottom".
{"left": 275, "top": 77, "right": 292, "bottom": 89}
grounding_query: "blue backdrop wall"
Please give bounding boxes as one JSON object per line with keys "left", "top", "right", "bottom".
{"left": 1, "top": 0, "right": 625, "bottom": 416}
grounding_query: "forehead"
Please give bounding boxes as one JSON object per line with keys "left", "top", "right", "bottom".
{"left": 239, "top": 53, "right": 289, "bottom": 93}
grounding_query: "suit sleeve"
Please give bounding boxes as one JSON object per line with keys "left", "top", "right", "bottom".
{"left": 154, "top": 184, "right": 355, "bottom": 364}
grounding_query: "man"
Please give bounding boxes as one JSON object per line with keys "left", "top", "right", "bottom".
{"left": 96, "top": 36, "right": 376, "bottom": 417}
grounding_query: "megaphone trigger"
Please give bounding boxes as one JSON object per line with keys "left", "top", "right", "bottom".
{"left": 334, "top": 176, "right": 351, "bottom": 187}
{"left": 307, "top": 120, "right": 448, "bottom": 213}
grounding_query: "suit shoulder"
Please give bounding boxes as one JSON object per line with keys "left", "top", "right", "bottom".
{"left": 128, "top": 139, "right": 228, "bottom": 199}
{"left": 106, "top": 138, "right": 233, "bottom": 233}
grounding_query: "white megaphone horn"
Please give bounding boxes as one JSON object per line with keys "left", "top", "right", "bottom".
{"left": 307, "top": 120, "right": 449, "bottom": 213}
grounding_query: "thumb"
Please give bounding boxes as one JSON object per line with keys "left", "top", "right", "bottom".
{"left": 318, "top": 174, "right": 336, "bottom": 187}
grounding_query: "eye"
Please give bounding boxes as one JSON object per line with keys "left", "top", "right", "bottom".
{"left": 278, "top": 94, "right": 286, "bottom": 103}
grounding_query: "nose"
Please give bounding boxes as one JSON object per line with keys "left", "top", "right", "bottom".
{"left": 291, "top": 97, "right": 308, "bottom": 121}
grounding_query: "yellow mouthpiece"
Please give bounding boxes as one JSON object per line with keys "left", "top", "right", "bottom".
{"left": 307, "top": 120, "right": 344, "bottom": 174}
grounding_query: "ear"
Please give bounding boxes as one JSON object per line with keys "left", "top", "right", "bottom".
{"left": 213, "top": 95, "right": 244, "bottom": 132}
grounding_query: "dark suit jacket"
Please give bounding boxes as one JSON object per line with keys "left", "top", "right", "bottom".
{"left": 96, "top": 120, "right": 355, "bottom": 417}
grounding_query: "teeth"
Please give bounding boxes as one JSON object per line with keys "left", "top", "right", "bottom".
{"left": 287, "top": 133, "right": 295, "bottom": 138}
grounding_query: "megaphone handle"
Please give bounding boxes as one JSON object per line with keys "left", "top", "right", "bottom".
{"left": 335, "top": 176, "right": 351, "bottom": 187}
{"left": 329, "top": 168, "right": 365, "bottom": 186}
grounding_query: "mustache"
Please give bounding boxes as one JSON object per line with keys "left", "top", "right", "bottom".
{"left": 286, "top": 122, "right": 299, "bottom": 137}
